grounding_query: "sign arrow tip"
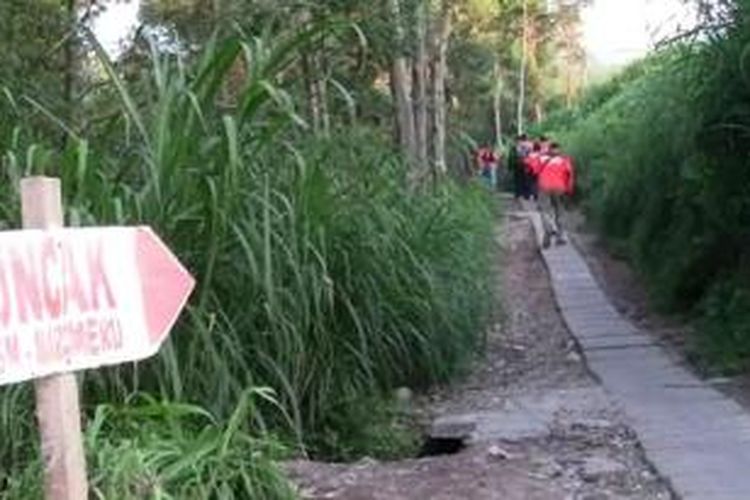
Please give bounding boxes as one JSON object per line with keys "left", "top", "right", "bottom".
{"left": 136, "top": 228, "right": 195, "bottom": 346}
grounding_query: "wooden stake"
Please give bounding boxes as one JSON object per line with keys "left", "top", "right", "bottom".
{"left": 21, "top": 177, "right": 88, "bottom": 500}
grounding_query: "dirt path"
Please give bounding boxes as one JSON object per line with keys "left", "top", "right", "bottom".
{"left": 285, "top": 199, "right": 673, "bottom": 500}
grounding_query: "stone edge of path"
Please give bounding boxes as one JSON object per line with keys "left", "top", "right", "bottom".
{"left": 520, "top": 204, "right": 750, "bottom": 500}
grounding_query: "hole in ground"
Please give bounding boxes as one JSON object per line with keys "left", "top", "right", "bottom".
{"left": 417, "top": 436, "right": 466, "bottom": 458}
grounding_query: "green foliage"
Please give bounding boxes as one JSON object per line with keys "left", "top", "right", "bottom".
{"left": 309, "top": 394, "right": 421, "bottom": 462}
{"left": 541, "top": 57, "right": 653, "bottom": 133}
{"left": 2, "top": 393, "right": 295, "bottom": 499}
{"left": 694, "top": 281, "right": 750, "bottom": 375}
{"left": 548, "top": 0, "right": 750, "bottom": 373}
{"left": 0, "top": 19, "right": 493, "bottom": 493}
{"left": 450, "top": 0, "right": 589, "bottom": 141}
{"left": 0, "top": 0, "right": 68, "bottom": 95}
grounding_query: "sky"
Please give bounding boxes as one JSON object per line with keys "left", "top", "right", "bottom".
{"left": 582, "top": 0, "right": 697, "bottom": 66}
{"left": 94, "top": 0, "right": 697, "bottom": 65}
{"left": 93, "top": 0, "right": 142, "bottom": 56}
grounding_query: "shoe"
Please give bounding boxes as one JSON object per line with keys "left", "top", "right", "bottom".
{"left": 555, "top": 237, "right": 567, "bottom": 246}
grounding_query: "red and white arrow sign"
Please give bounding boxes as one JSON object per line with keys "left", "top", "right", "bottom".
{"left": 0, "top": 226, "right": 194, "bottom": 385}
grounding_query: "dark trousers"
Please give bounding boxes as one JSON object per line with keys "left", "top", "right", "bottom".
{"left": 526, "top": 173, "right": 538, "bottom": 200}
{"left": 513, "top": 167, "right": 525, "bottom": 198}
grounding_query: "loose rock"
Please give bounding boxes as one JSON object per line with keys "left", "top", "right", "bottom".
{"left": 487, "top": 445, "right": 511, "bottom": 460}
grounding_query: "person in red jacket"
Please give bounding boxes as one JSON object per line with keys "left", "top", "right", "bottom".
{"left": 536, "top": 143, "right": 574, "bottom": 247}
{"left": 475, "top": 146, "right": 499, "bottom": 188}
{"left": 523, "top": 141, "right": 544, "bottom": 200}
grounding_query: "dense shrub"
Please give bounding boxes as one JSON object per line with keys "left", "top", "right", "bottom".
{"left": 549, "top": 0, "right": 750, "bottom": 372}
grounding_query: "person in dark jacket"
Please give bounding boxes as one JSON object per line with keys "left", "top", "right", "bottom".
{"left": 511, "top": 134, "right": 531, "bottom": 199}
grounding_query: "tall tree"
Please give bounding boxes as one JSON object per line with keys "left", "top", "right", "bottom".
{"left": 414, "top": 0, "right": 429, "bottom": 169}
{"left": 432, "top": 0, "right": 452, "bottom": 176}
{"left": 517, "top": 0, "right": 528, "bottom": 133}
{"left": 550, "top": 2, "right": 588, "bottom": 107}
{"left": 387, "top": 0, "right": 418, "bottom": 169}
{"left": 493, "top": 61, "right": 504, "bottom": 146}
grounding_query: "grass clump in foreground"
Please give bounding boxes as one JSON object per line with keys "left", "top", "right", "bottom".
{"left": 0, "top": 29, "right": 495, "bottom": 497}
{"left": 3, "top": 393, "right": 295, "bottom": 500}
{"left": 545, "top": 1, "right": 750, "bottom": 374}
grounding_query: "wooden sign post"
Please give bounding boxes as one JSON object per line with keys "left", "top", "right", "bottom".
{"left": 7, "top": 177, "right": 196, "bottom": 499}
{"left": 23, "top": 177, "right": 88, "bottom": 499}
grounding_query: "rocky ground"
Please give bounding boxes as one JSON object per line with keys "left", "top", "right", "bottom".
{"left": 285, "top": 199, "right": 675, "bottom": 500}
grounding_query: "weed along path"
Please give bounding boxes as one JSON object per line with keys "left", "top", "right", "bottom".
{"left": 285, "top": 196, "right": 672, "bottom": 499}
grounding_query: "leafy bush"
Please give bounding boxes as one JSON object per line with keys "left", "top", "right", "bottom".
{"left": 547, "top": 0, "right": 750, "bottom": 372}
{"left": 694, "top": 281, "right": 750, "bottom": 375}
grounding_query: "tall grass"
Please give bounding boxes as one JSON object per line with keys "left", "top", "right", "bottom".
{"left": 0, "top": 24, "right": 493, "bottom": 495}
{"left": 547, "top": 0, "right": 750, "bottom": 373}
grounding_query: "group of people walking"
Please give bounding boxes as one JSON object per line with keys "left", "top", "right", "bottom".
{"left": 475, "top": 133, "right": 575, "bottom": 248}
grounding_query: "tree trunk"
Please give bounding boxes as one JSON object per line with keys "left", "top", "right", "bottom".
{"left": 517, "top": 0, "right": 528, "bottom": 135}
{"left": 62, "top": 0, "right": 78, "bottom": 152}
{"left": 317, "top": 52, "right": 331, "bottom": 136}
{"left": 297, "top": 7, "right": 329, "bottom": 136}
{"left": 297, "top": 7, "right": 322, "bottom": 135}
{"left": 493, "top": 61, "right": 503, "bottom": 147}
{"left": 414, "top": 0, "right": 429, "bottom": 170}
{"left": 302, "top": 53, "right": 321, "bottom": 134}
{"left": 535, "top": 102, "right": 544, "bottom": 123}
{"left": 433, "top": 0, "right": 452, "bottom": 178}
{"left": 387, "top": 0, "right": 417, "bottom": 166}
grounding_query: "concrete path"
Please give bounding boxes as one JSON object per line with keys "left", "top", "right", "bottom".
{"left": 524, "top": 208, "right": 750, "bottom": 499}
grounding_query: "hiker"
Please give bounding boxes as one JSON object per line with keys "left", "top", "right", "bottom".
{"left": 539, "top": 135, "right": 552, "bottom": 155}
{"left": 512, "top": 134, "right": 532, "bottom": 198}
{"left": 536, "top": 142, "right": 574, "bottom": 248}
{"left": 507, "top": 139, "right": 521, "bottom": 198}
{"left": 523, "top": 141, "right": 544, "bottom": 201}
{"left": 476, "top": 146, "right": 498, "bottom": 189}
